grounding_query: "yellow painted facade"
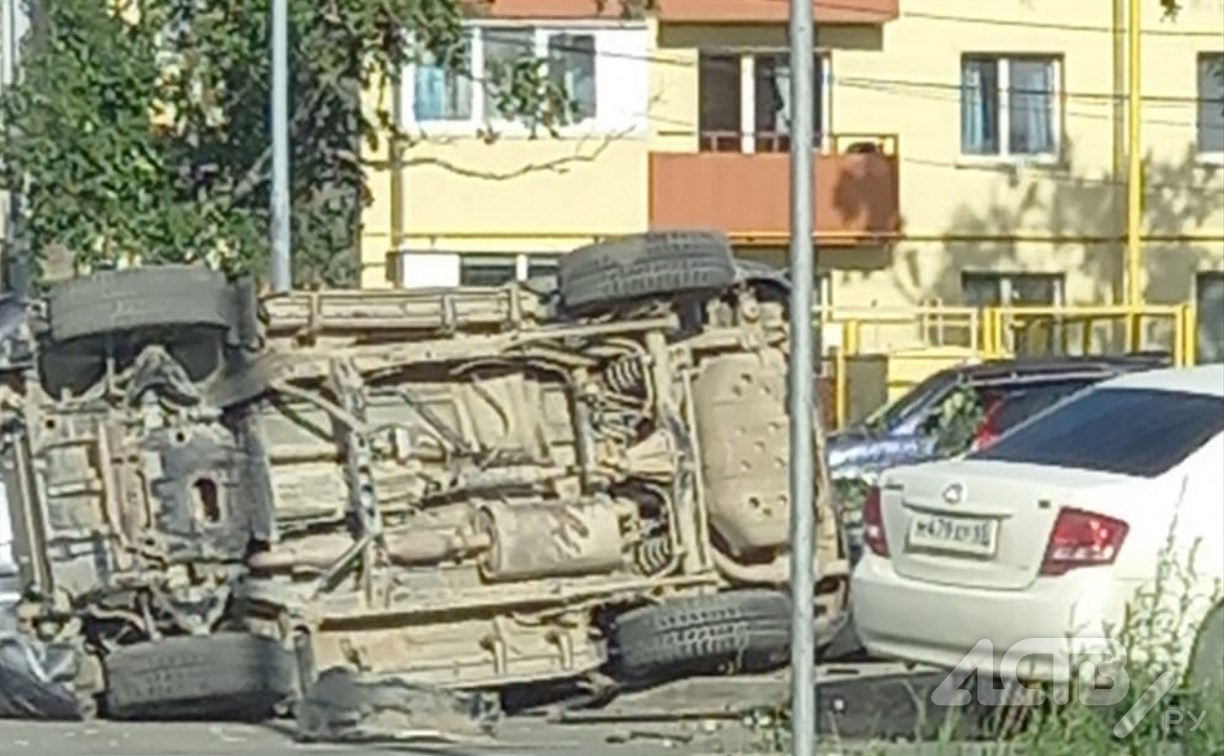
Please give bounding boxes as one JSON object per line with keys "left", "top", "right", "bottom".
{"left": 827, "top": 0, "right": 1224, "bottom": 311}
{"left": 359, "top": 0, "right": 1224, "bottom": 312}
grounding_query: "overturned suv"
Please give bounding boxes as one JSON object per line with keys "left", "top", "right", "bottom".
{"left": 0, "top": 231, "right": 846, "bottom": 720}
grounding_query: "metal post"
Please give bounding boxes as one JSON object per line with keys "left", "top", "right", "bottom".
{"left": 269, "top": 0, "right": 291, "bottom": 293}
{"left": 786, "top": 0, "right": 817, "bottom": 753}
{"left": 1124, "top": 0, "right": 1142, "bottom": 307}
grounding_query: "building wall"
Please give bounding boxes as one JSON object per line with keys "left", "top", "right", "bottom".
{"left": 359, "top": 20, "right": 653, "bottom": 289}
{"left": 829, "top": 0, "right": 1224, "bottom": 311}
{"left": 362, "top": 1, "right": 1224, "bottom": 314}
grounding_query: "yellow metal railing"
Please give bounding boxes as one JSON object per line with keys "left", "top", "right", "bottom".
{"left": 982, "top": 304, "right": 1194, "bottom": 366}
{"left": 818, "top": 302, "right": 1199, "bottom": 430}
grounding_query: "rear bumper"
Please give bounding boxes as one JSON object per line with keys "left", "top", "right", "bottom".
{"left": 851, "top": 553, "right": 1143, "bottom": 682}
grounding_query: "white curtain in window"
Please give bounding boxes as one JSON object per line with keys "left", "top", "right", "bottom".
{"left": 960, "top": 58, "right": 998, "bottom": 155}
{"left": 1008, "top": 60, "right": 1054, "bottom": 154}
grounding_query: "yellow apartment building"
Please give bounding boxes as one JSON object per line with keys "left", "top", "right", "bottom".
{"left": 360, "top": 0, "right": 1224, "bottom": 360}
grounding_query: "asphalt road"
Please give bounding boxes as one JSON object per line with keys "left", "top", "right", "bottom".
{"left": 0, "top": 664, "right": 997, "bottom": 756}
{"left": 0, "top": 718, "right": 737, "bottom": 756}
{"left": 0, "top": 719, "right": 1022, "bottom": 756}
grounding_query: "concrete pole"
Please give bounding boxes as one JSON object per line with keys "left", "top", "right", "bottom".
{"left": 786, "top": 0, "right": 817, "bottom": 753}
{"left": 269, "top": 0, "right": 291, "bottom": 293}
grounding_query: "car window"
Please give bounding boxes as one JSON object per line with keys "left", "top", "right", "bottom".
{"left": 989, "top": 378, "right": 1097, "bottom": 433}
{"left": 865, "top": 372, "right": 950, "bottom": 434}
{"left": 970, "top": 387, "right": 1224, "bottom": 477}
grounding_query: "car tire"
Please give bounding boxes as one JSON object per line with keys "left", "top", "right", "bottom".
{"left": 47, "top": 265, "right": 236, "bottom": 343}
{"left": 558, "top": 231, "right": 736, "bottom": 311}
{"left": 103, "top": 633, "right": 297, "bottom": 721}
{"left": 610, "top": 590, "right": 792, "bottom": 682}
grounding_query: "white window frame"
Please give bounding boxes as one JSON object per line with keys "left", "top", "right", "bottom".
{"left": 959, "top": 55, "right": 1063, "bottom": 166}
{"left": 401, "top": 21, "right": 646, "bottom": 139}
{"left": 699, "top": 49, "right": 833, "bottom": 154}
{"left": 1196, "top": 52, "right": 1224, "bottom": 166}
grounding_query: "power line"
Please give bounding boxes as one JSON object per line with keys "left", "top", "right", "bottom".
{"left": 465, "top": 26, "right": 1224, "bottom": 108}
{"left": 421, "top": 29, "right": 1220, "bottom": 131}
{"left": 801, "top": 0, "right": 1224, "bottom": 38}
{"left": 394, "top": 11, "right": 1224, "bottom": 185}
{"left": 832, "top": 77, "right": 1219, "bottom": 130}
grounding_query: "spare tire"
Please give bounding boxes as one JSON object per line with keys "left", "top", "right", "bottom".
{"left": 103, "top": 633, "right": 297, "bottom": 721}
{"left": 558, "top": 230, "right": 736, "bottom": 311}
{"left": 610, "top": 589, "right": 792, "bottom": 683}
{"left": 47, "top": 265, "right": 236, "bottom": 343}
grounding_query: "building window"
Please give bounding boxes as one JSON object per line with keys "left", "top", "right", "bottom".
{"left": 525, "top": 255, "right": 559, "bottom": 279}
{"left": 960, "top": 55, "right": 1061, "bottom": 160}
{"left": 697, "top": 51, "right": 829, "bottom": 154}
{"left": 413, "top": 38, "right": 474, "bottom": 121}
{"left": 404, "top": 25, "right": 646, "bottom": 134}
{"left": 481, "top": 27, "right": 594, "bottom": 125}
{"left": 459, "top": 255, "right": 517, "bottom": 287}
{"left": 458, "top": 253, "right": 561, "bottom": 287}
{"left": 1197, "top": 53, "right": 1224, "bottom": 161}
{"left": 1196, "top": 272, "right": 1224, "bottom": 364}
{"left": 961, "top": 272, "right": 1065, "bottom": 307}
{"left": 548, "top": 33, "right": 597, "bottom": 122}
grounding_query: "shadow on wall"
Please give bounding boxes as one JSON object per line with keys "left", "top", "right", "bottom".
{"left": 826, "top": 140, "right": 901, "bottom": 248}
{"left": 877, "top": 140, "right": 1223, "bottom": 306}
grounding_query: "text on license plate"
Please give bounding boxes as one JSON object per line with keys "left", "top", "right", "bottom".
{"left": 907, "top": 513, "right": 999, "bottom": 557}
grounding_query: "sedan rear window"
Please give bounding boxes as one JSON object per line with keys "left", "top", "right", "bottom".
{"left": 970, "top": 387, "right": 1224, "bottom": 477}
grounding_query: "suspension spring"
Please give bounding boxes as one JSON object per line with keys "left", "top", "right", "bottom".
{"left": 635, "top": 535, "right": 674, "bottom": 576}
{"left": 604, "top": 355, "right": 648, "bottom": 398}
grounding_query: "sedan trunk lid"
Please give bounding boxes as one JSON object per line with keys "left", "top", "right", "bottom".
{"left": 880, "top": 460, "right": 1143, "bottom": 591}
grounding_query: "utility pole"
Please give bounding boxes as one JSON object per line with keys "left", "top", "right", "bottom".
{"left": 269, "top": 0, "right": 291, "bottom": 293}
{"left": 786, "top": 0, "right": 817, "bottom": 753}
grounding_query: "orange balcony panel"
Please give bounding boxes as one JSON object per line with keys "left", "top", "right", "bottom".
{"left": 648, "top": 147, "right": 899, "bottom": 245}
{"left": 655, "top": 0, "right": 899, "bottom": 24}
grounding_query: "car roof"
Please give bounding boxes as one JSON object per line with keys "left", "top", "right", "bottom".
{"left": 1095, "top": 363, "right": 1224, "bottom": 397}
{"left": 947, "top": 355, "right": 1165, "bottom": 383}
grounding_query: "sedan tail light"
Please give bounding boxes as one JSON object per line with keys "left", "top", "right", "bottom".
{"left": 862, "top": 486, "right": 889, "bottom": 557}
{"left": 1039, "top": 507, "right": 1129, "bottom": 577}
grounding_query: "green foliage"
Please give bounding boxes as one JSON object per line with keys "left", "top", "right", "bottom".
{"left": 919, "top": 379, "right": 985, "bottom": 457}
{"left": 0, "top": 0, "right": 596, "bottom": 288}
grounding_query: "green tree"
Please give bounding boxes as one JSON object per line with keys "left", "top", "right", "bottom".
{"left": 0, "top": 0, "right": 630, "bottom": 288}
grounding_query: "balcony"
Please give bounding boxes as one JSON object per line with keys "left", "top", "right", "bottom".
{"left": 648, "top": 134, "right": 900, "bottom": 246}
{"left": 654, "top": 0, "right": 899, "bottom": 24}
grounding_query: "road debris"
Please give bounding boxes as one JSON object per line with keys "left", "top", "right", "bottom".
{"left": 0, "top": 609, "right": 93, "bottom": 721}
{"left": 294, "top": 667, "right": 500, "bottom": 744}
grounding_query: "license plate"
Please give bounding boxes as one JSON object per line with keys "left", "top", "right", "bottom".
{"left": 907, "top": 512, "right": 998, "bottom": 557}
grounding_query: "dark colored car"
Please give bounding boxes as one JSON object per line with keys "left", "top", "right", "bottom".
{"left": 827, "top": 353, "right": 1172, "bottom": 480}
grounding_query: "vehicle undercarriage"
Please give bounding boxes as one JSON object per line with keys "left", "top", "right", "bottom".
{"left": 0, "top": 232, "right": 846, "bottom": 718}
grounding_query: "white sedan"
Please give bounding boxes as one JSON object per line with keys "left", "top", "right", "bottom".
{"left": 851, "top": 364, "right": 1224, "bottom": 692}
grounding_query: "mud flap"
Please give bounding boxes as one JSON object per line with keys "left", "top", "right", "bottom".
{"left": 295, "top": 667, "right": 500, "bottom": 744}
{"left": 0, "top": 608, "right": 92, "bottom": 720}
